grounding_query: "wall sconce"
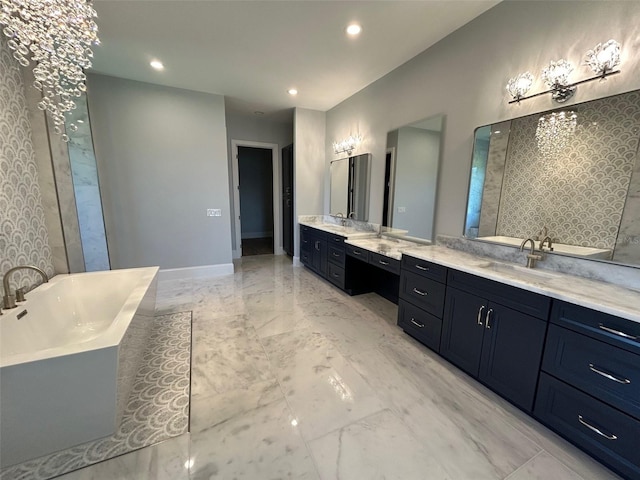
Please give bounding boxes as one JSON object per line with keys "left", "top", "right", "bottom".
{"left": 333, "top": 135, "right": 362, "bottom": 155}
{"left": 506, "top": 40, "right": 621, "bottom": 105}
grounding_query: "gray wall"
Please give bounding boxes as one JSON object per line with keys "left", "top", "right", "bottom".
{"left": 225, "top": 111, "right": 293, "bottom": 252}
{"left": 294, "top": 107, "right": 326, "bottom": 258}
{"left": 87, "top": 74, "right": 232, "bottom": 270}
{"left": 325, "top": 1, "right": 640, "bottom": 238}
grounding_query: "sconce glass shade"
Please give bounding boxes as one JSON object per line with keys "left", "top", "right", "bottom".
{"left": 333, "top": 135, "right": 362, "bottom": 155}
{"left": 585, "top": 39, "right": 621, "bottom": 75}
{"left": 535, "top": 111, "right": 577, "bottom": 158}
{"left": 542, "top": 59, "right": 574, "bottom": 88}
{"left": 506, "top": 72, "right": 534, "bottom": 100}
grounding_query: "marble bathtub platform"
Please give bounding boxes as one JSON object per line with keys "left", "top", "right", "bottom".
{"left": 58, "top": 255, "right": 620, "bottom": 480}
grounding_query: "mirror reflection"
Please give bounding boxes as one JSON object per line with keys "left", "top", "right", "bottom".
{"left": 383, "top": 114, "right": 444, "bottom": 241}
{"left": 329, "top": 153, "right": 371, "bottom": 221}
{"left": 465, "top": 89, "right": 640, "bottom": 266}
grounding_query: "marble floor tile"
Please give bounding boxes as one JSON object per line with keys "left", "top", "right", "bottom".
{"left": 261, "top": 328, "right": 388, "bottom": 441}
{"left": 308, "top": 409, "right": 452, "bottom": 480}
{"left": 505, "top": 451, "right": 587, "bottom": 480}
{"left": 55, "top": 434, "right": 190, "bottom": 480}
{"left": 189, "top": 394, "right": 319, "bottom": 480}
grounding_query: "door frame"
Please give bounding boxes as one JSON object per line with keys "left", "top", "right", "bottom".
{"left": 231, "top": 139, "right": 282, "bottom": 258}
{"left": 384, "top": 147, "right": 397, "bottom": 227}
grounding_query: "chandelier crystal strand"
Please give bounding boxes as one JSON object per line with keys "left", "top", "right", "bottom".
{"left": 535, "top": 111, "right": 577, "bottom": 159}
{"left": 0, "top": 0, "right": 99, "bottom": 142}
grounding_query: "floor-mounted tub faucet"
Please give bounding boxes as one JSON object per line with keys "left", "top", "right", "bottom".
{"left": 519, "top": 238, "right": 542, "bottom": 268}
{"left": 2, "top": 265, "right": 49, "bottom": 309}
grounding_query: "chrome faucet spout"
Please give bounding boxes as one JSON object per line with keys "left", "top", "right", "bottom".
{"left": 348, "top": 211, "right": 356, "bottom": 219}
{"left": 2, "top": 265, "right": 49, "bottom": 309}
{"left": 539, "top": 236, "right": 554, "bottom": 252}
{"left": 519, "top": 238, "right": 542, "bottom": 268}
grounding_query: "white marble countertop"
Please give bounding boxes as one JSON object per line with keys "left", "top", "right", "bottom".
{"left": 299, "top": 220, "right": 377, "bottom": 239}
{"left": 344, "top": 237, "right": 427, "bottom": 261}
{"left": 401, "top": 245, "right": 640, "bottom": 324}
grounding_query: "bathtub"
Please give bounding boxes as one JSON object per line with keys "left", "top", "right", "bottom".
{"left": 0, "top": 266, "right": 158, "bottom": 468}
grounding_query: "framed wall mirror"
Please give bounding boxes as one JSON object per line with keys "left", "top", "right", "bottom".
{"left": 329, "top": 153, "right": 371, "bottom": 221}
{"left": 464, "top": 89, "right": 640, "bottom": 267}
{"left": 383, "top": 114, "right": 444, "bottom": 241}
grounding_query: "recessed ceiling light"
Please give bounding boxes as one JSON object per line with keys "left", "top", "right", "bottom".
{"left": 346, "top": 24, "right": 362, "bottom": 36}
{"left": 150, "top": 59, "right": 164, "bottom": 70}
{"left": 288, "top": 88, "right": 298, "bottom": 96}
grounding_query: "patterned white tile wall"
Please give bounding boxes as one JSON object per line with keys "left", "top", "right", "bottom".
{"left": 0, "top": 38, "right": 54, "bottom": 297}
{"left": 496, "top": 91, "right": 640, "bottom": 249}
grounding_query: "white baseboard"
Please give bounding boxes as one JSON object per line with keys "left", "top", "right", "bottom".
{"left": 292, "top": 256, "right": 302, "bottom": 266}
{"left": 158, "top": 263, "right": 235, "bottom": 282}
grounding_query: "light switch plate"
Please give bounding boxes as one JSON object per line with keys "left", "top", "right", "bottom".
{"left": 207, "top": 209, "right": 222, "bottom": 217}
{"left": 397, "top": 206, "right": 406, "bottom": 213}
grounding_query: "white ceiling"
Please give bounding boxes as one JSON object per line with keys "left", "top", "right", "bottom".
{"left": 91, "top": 1, "right": 499, "bottom": 118}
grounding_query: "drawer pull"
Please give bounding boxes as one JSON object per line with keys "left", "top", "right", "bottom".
{"left": 415, "top": 264, "right": 430, "bottom": 271}
{"left": 588, "top": 364, "right": 631, "bottom": 384}
{"left": 332, "top": 273, "right": 339, "bottom": 278}
{"left": 315, "top": 241, "right": 320, "bottom": 251}
{"left": 577, "top": 415, "right": 617, "bottom": 440}
{"left": 598, "top": 324, "right": 638, "bottom": 341}
{"left": 332, "top": 252, "right": 341, "bottom": 257}
{"left": 477, "top": 305, "right": 485, "bottom": 326}
{"left": 379, "top": 260, "right": 390, "bottom": 266}
{"left": 411, "top": 318, "right": 425, "bottom": 328}
{"left": 412, "top": 287, "right": 427, "bottom": 296}
{"left": 353, "top": 250, "right": 362, "bottom": 255}
{"left": 485, "top": 308, "right": 493, "bottom": 329}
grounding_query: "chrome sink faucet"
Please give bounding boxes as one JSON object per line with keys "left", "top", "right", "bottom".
{"left": 335, "top": 212, "right": 347, "bottom": 226}
{"left": 519, "top": 238, "right": 542, "bottom": 268}
{"left": 2, "top": 265, "right": 49, "bottom": 309}
{"left": 539, "top": 236, "right": 554, "bottom": 252}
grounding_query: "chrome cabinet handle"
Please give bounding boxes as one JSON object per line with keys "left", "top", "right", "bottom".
{"left": 411, "top": 318, "right": 425, "bottom": 328}
{"left": 412, "top": 287, "right": 427, "bottom": 296}
{"left": 415, "top": 264, "right": 429, "bottom": 271}
{"left": 332, "top": 252, "right": 340, "bottom": 257}
{"left": 485, "top": 308, "right": 494, "bottom": 329}
{"left": 598, "top": 324, "right": 638, "bottom": 341}
{"left": 477, "top": 305, "right": 486, "bottom": 326}
{"left": 588, "top": 364, "right": 631, "bottom": 384}
{"left": 578, "top": 415, "right": 617, "bottom": 440}
{"left": 315, "top": 241, "right": 320, "bottom": 250}
{"left": 379, "top": 260, "right": 389, "bottom": 265}
{"left": 353, "top": 250, "right": 362, "bottom": 255}
{"left": 332, "top": 273, "right": 339, "bottom": 278}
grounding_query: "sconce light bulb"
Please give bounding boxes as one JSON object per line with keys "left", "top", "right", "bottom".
{"left": 585, "top": 39, "right": 621, "bottom": 75}
{"left": 541, "top": 59, "right": 573, "bottom": 88}
{"left": 506, "top": 72, "right": 534, "bottom": 100}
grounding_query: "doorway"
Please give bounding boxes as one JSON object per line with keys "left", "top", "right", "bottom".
{"left": 234, "top": 145, "right": 276, "bottom": 256}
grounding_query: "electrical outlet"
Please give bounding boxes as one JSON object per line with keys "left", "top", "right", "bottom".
{"left": 397, "top": 206, "right": 406, "bottom": 213}
{"left": 207, "top": 209, "right": 222, "bottom": 217}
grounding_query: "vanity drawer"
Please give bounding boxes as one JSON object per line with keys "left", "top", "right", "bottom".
{"left": 327, "top": 262, "right": 345, "bottom": 289}
{"left": 535, "top": 373, "right": 640, "bottom": 480}
{"left": 542, "top": 323, "right": 640, "bottom": 420}
{"left": 551, "top": 301, "right": 640, "bottom": 356}
{"left": 328, "top": 245, "right": 346, "bottom": 266}
{"left": 328, "top": 233, "right": 346, "bottom": 246}
{"left": 346, "top": 244, "right": 369, "bottom": 262}
{"left": 447, "top": 269, "right": 551, "bottom": 320}
{"left": 369, "top": 252, "right": 401, "bottom": 275}
{"left": 401, "top": 255, "right": 447, "bottom": 284}
{"left": 398, "top": 299, "right": 442, "bottom": 352}
{"left": 400, "top": 271, "right": 446, "bottom": 318}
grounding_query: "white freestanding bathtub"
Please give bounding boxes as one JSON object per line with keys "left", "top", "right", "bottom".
{"left": 0, "top": 266, "right": 158, "bottom": 468}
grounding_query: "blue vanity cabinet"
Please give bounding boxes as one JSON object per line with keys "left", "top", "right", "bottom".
{"left": 300, "top": 225, "right": 328, "bottom": 277}
{"left": 327, "top": 234, "right": 346, "bottom": 289}
{"left": 535, "top": 301, "right": 640, "bottom": 480}
{"left": 441, "top": 270, "right": 551, "bottom": 412}
{"left": 397, "top": 256, "right": 448, "bottom": 352}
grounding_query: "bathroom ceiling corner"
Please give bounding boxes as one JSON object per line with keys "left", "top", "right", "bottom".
{"left": 91, "top": 0, "right": 500, "bottom": 114}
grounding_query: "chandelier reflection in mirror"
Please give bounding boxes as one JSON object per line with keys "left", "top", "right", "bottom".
{"left": 535, "top": 111, "right": 577, "bottom": 159}
{"left": 506, "top": 40, "right": 621, "bottom": 105}
{"left": 0, "top": 0, "right": 100, "bottom": 142}
{"left": 333, "top": 134, "right": 362, "bottom": 156}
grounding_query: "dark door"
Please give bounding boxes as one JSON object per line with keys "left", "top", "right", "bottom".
{"left": 441, "top": 287, "right": 486, "bottom": 377}
{"left": 382, "top": 151, "right": 392, "bottom": 227}
{"left": 478, "top": 304, "right": 547, "bottom": 411}
{"left": 282, "top": 144, "right": 294, "bottom": 256}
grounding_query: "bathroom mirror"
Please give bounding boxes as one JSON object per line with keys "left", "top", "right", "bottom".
{"left": 464, "top": 89, "right": 640, "bottom": 267}
{"left": 329, "top": 153, "right": 371, "bottom": 221}
{"left": 383, "top": 114, "right": 444, "bottom": 241}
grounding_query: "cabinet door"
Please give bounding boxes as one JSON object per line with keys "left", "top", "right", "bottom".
{"left": 479, "top": 304, "right": 547, "bottom": 412}
{"left": 441, "top": 287, "right": 486, "bottom": 377}
{"left": 311, "top": 238, "right": 328, "bottom": 277}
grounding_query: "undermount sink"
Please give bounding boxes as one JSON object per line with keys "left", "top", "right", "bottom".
{"left": 478, "top": 261, "right": 561, "bottom": 280}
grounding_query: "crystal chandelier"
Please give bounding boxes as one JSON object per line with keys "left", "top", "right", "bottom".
{"left": 0, "top": 0, "right": 100, "bottom": 142}
{"left": 535, "top": 111, "right": 577, "bottom": 159}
